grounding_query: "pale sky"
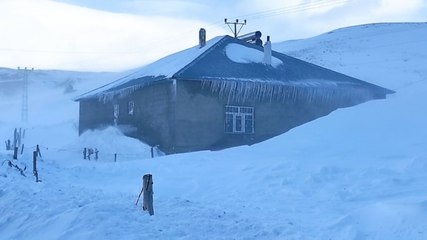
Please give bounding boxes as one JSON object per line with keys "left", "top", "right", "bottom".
{"left": 0, "top": 0, "right": 425, "bottom": 72}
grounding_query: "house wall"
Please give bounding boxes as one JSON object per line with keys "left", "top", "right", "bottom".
{"left": 173, "top": 80, "right": 337, "bottom": 153}
{"left": 79, "top": 99, "right": 113, "bottom": 135}
{"left": 79, "top": 80, "right": 176, "bottom": 153}
{"left": 80, "top": 79, "right": 343, "bottom": 154}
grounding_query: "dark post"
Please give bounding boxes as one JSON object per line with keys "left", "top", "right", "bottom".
{"left": 18, "top": 128, "right": 22, "bottom": 147}
{"left": 151, "top": 147, "right": 154, "bottom": 158}
{"left": 88, "top": 148, "right": 92, "bottom": 160}
{"left": 95, "top": 148, "right": 99, "bottom": 161}
{"left": 13, "top": 147, "right": 18, "bottom": 160}
{"left": 13, "top": 128, "right": 17, "bottom": 149}
{"left": 21, "top": 144, "right": 24, "bottom": 155}
{"left": 142, "top": 174, "right": 154, "bottom": 216}
{"left": 83, "top": 148, "right": 87, "bottom": 160}
{"left": 5, "top": 140, "right": 11, "bottom": 150}
{"left": 36, "top": 145, "right": 42, "bottom": 158}
{"left": 33, "top": 151, "right": 39, "bottom": 182}
{"left": 114, "top": 153, "right": 117, "bottom": 162}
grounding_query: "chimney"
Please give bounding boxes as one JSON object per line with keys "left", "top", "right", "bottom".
{"left": 199, "top": 28, "right": 206, "bottom": 48}
{"left": 263, "top": 36, "right": 272, "bottom": 65}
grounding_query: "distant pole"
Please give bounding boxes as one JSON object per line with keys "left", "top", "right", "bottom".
{"left": 224, "top": 18, "right": 247, "bottom": 38}
{"left": 19, "top": 67, "right": 33, "bottom": 123}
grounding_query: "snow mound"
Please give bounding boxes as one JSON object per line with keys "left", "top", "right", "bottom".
{"left": 67, "top": 127, "right": 153, "bottom": 161}
{"left": 225, "top": 43, "right": 283, "bottom": 67}
{"left": 327, "top": 201, "right": 427, "bottom": 240}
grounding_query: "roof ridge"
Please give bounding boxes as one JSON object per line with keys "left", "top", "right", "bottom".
{"left": 173, "top": 36, "right": 230, "bottom": 78}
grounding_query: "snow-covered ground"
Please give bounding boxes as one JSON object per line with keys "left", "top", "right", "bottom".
{"left": 1, "top": 22, "right": 427, "bottom": 239}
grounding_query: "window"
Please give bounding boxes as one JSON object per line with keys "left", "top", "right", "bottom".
{"left": 128, "top": 101, "right": 135, "bottom": 115}
{"left": 113, "top": 104, "right": 119, "bottom": 126}
{"left": 225, "top": 106, "right": 254, "bottom": 134}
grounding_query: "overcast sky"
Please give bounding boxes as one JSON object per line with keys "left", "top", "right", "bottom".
{"left": 0, "top": 0, "right": 425, "bottom": 72}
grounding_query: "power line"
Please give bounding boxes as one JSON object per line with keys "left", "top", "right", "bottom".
{"left": 230, "top": 0, "right": 351, "bottom": 20}
{"left": 0, "top": 0, "right": 353, "bottom": 56}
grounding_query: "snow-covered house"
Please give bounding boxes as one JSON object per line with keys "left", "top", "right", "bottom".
{"left": 75, "top": 34, "right": 394, "bottom": 154}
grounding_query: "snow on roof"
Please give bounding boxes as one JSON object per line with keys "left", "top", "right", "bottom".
{"left": 225, "top": 43, "right": 283, "bottom": 67}
{"left": 76, "top": 34, "right": 393, "bottom": 102}
{"left": 76, "top": 36, "right": 226, "bottom": 100}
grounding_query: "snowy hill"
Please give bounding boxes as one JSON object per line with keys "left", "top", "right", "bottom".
{"left": 1, "top": 23, "right": 427, "bottom": 240}
{"left": 274, "top": 22, "right": 427, "bottom": 90}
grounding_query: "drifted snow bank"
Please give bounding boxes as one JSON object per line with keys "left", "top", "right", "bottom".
{"left": 68, "top": 127, "right": 153, "bottom": 161}
{"left": 225, "top": 43, "right": 283, "bottom": 67}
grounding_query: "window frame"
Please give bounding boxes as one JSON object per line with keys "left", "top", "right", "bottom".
{"left": 224, "top": 105, "right": 254, "bottom": 134}
{"left": 128, "top": 101, "right": 135, "bottom": 116}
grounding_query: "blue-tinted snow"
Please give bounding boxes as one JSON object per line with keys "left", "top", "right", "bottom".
{"left": 1, "top": 22, "right": 427, "bottom": 240}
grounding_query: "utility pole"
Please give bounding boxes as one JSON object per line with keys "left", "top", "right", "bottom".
{"left": 18, "top": 67, "right": 33, "bottom": 123}
{"left": 224, "top": 18, "right": 247, "bottom": 38}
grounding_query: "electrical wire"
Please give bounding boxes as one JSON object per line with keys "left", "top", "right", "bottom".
{"left": 0, "top": 0, "right": 352, "bottom": 56}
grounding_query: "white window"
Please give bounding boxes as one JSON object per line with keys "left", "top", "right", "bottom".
{"left": 113, "top": 104, "right": 119, "bottom": 126}
{"left": 128, "top": 101, "right": 135, "bottom": 115}
{"left": 225, "top": 106, "right": 254, "bottom": 134}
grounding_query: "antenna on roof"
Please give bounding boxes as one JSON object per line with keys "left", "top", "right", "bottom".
{"left": 224, "top": 18, "right": 247, "bottom": 38}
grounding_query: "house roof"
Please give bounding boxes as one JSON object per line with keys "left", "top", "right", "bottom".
{"left": 76, "top": 35, "right": 394, "bottom": 102}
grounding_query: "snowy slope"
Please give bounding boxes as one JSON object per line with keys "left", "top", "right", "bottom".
{"left": 1, "top": 23, "right": 427, "bottom": 240}
{"left": 274, "top": 22, "right": 427, "bottom": 90}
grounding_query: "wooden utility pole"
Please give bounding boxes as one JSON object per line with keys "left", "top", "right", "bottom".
{"left": 224, "top": 18, "right": 247, "bottom": 38}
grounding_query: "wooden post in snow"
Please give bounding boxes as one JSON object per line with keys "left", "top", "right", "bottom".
{"left": 5, "top": 140, "right": 11, "bottom": 150}
{"left": 18, "top": 128, "right": 22, "bottom": 147}
{"left": 33, "top": 151, "right": 39, "bottom": 182}
{"left": 142, "top": 174, "right": 154, "bottom": 216}
{"left": 13, "top": 147, "right": 18, "bottom": 160}
{"left": 83, "top": 148, "right": 87, "bottom": 160}
{"left": 13, "top": 128, "right": 17, "bottom": 149}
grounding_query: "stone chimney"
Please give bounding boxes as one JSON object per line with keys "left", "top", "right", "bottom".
{"left": 263, "top": 36, "right": 272, "bottom": 65}
{"left": 199, "top": 28, "right": 206, "bottom": 48}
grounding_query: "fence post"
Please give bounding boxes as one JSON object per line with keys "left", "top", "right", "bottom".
{"left": 5, "top": 140, "right": 11, "bottom": 150}
{"left": 142, "top": 174, "right": 154, "bottom": 216}
{"left": 20, "top": 144, "right": 24, "bottom": 155}
{"left": 33, "top": 151, "right": 39, "bottom": 182}
{"left": 83, "top": 148, "right": 87, "bottom": 160}
{"left": 151, "top": 147, "right": 154, "bottom": 158}
{"left": 13, "top": 147, "right": 18, "bottom": 160}
{"left": 13, "top": 128, "right": 17, "bottom": 149}
{"left": 95, "top": 148, "right": 99, "bottom": 161}
{"left": 114, "top": 153, "right": 117, "bottom": 162}
{"left": 18, "top": 128, "right": 22, "bottom": 147}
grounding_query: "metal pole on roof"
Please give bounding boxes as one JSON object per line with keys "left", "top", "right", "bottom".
{"left": 224, "top": 18, "right": 247, "bottom": 38}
